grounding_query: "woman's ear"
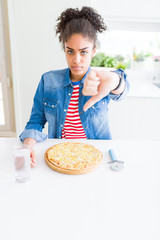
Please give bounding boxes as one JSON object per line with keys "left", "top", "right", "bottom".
{"left": 92, "top": 47, "right": 97, "bottom": 57}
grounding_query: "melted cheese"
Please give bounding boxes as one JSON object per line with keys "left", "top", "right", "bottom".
{"left": 47, "top": 142, "right": 102, "bottom": 170}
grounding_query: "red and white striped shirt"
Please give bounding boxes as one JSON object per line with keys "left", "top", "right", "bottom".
{"left": 62, "top": 83, "right": 87, "bottom": 139}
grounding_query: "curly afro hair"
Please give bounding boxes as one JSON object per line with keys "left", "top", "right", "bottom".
{"left": 55, "top": 6, "right": 107, "bottom": 49}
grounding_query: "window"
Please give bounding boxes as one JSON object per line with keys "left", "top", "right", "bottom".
{"left": 96, "top": 30, "right": 160, "bottom": 70}
{"left": 0, "top": 0, "right": 16, "bottom": 136}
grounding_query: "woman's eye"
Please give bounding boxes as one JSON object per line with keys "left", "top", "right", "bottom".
{"left": 67, "top": 50, "right": 74, "bottom": 54}
{"left": 81, "top": 51, "right": 87, "bottom": 55}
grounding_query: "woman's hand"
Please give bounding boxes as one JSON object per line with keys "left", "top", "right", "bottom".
{"left": 82, "top": 70, "right": 100, "bottom": 96}
{"left": 82, "top": 69, "right": 125, "bottom": 112}
{"left": 23, "top": 138, "right": 37, "bottom": 168}
{"left": 30, "top": 148, "right": 37, "bottom": 168}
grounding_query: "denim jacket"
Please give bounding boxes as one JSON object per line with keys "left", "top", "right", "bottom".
{"left": 19, "top": 67, "right": 129, "bottom": 142}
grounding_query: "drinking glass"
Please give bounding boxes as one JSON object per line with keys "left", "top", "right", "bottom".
{"left": 12, "top": 144, "right": 31, "bottom": 182}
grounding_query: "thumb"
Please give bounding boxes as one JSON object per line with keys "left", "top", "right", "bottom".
{"left": 83, "top": 94, "right": 102, "bottom": 112}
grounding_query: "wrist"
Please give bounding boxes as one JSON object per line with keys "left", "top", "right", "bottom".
{"left": 23, "top": 138, "right": 36, "bottom": 148}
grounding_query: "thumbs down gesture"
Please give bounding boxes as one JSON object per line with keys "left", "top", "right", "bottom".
{"left": 82, "top": 69, "right": 123, "bottom": 112}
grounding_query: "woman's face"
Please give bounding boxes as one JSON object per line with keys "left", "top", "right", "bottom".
{"left": 64, "top": 34, "right": 96, "bottom": 82}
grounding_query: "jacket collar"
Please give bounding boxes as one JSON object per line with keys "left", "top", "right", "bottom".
{"left": 64, "top": 67, "right": 91, "bottom": 87}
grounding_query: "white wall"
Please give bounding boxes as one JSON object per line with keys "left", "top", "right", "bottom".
{"left": 90, "top": 0, "right": 160, "bottom": 20}
{"left": 8, "top": 0, "right": 89, "bottom": 135}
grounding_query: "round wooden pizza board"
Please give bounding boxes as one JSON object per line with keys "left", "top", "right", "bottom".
{"left": 44, "top": 145, "right": 103, "bottom": 175}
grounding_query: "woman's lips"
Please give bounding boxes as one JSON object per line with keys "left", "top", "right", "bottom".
{"left": 71, "top": 66, "right": 83, "bottom": 70}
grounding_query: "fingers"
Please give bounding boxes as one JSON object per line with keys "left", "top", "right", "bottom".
{"left": 82, "top": 71, "right": 100, "bottom": 96}
{"left": 82, "top": 84, "right": 99, "bottom": 96}
{"left": 30, "top": 149, "right": 37, "bottom": 168}
{"left": 31, "top": 161, "right": 37, "bottom": 168}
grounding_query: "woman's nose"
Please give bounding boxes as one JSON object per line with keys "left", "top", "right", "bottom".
{"left": 73, "top": 53, "right": 81, "bottom": 64}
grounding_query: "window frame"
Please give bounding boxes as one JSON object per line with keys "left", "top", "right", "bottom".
{"left": 0, "top": 0, "right": 16, "bottom": 137}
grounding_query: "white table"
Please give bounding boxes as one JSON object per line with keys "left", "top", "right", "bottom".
{"left": 0, "top": 138, "right": 160, "bottom": 240}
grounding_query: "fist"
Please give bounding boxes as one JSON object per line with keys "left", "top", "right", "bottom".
{"left": 82, "top": 70, "right": 100, "bottom": 96}
{"left": 82, "top": 69, "right": 120, "bottom": 112}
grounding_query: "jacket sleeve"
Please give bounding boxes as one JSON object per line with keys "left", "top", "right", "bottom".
{"left": 19, "top": 75, "right": 47, "bottom": 142}
{"left": 108, "top": 68, "right": 130, "bottom": 101}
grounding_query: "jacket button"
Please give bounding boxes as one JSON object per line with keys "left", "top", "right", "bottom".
{"left": 64, "top": 109, "right": 66, "bottom": 112}
{"left": 44, "top": 102, "right": 47, "bottom": 105}
{"left": 60, "top": 125, "right": 63, "bottom": 127}
{"left": 52, "top": 105, "right": 54, "bottom": 108}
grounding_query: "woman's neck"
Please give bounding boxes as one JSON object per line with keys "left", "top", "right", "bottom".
{"left": 70, "top": 72, "right": 85, "bottom": 82}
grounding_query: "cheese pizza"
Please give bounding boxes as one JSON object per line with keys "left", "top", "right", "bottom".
{"left": 45, "top": 142, "right": 103, "bottom": 174}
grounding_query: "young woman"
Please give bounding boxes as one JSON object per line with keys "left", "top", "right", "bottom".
{"left": 20, "top": 6, "right": 129, "bottom": 167}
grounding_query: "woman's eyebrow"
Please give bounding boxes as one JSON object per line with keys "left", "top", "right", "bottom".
{"left": 79, "top": 47, "right": 89, "bottom": 51}
{"left": 66, "top": 47, "right": 89, "bottom": 51}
